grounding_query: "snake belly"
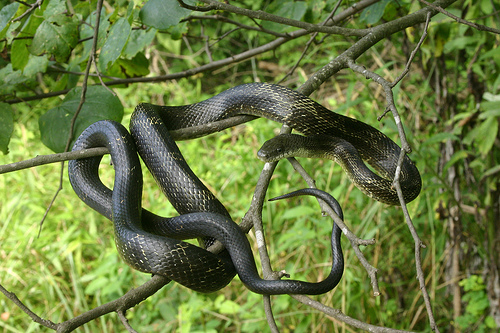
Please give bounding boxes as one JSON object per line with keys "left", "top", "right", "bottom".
{"left": 141, "top": 82, "right": 421, "bottom": 204}
{"left": 69, "top": 120, "right": 345, "bottom": 295}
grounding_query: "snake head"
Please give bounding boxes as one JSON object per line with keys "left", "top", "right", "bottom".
{"left": 257, "top": 137, "right": 285, "bottom": 162}
{"left": 257, "top": 134, "right": 339, "bottom": 163}
{"left": 257, "top": 134, "right": 311, "bottom": 162}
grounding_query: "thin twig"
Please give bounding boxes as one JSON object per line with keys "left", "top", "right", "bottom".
{"left": 291, "top": 295, "right": 417, "bottom": 333}
{"left": 5, "top": 0, "right": 380, "bottom": 106}
{"left": 12, "top": 0, "right": 43, "bottom": 22}
{"left": 198, "top": 0, "right": 369, "bottom": 37}
{"left": 55, "top": 275, "right": 170, "bottom": 332}
{"left": 183, "top": 15, "right": 290, "bottom": 37}
{"left": 37, "top": 0, "right": 105, "bottom": 235}
{"left": 278, "top": 0, "right": 343, "bottom": 83}
{"left": 393, "top": 150, "right": 439, "bottom": 333}
{"left": 0, "top": 283, "right": 57, "bottom": 330}
{"left": 419, "top": 0, "right": 500, "bottom": 34}
{"left": 345, "top": 21, "right": 440, "bottom": 330}
{"left": 117, "top": 310, "right": 139, "bottom": 333}
{"left": 0, "top": 148, "right": 109, "bottom": 174}
{"left": 286, "top": 157, "right": 380, "bottom": 295}
{"left": 392, "top": 12, "right": 432, "bottom": 87}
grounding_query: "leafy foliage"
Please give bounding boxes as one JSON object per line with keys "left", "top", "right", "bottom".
{"left": 455, "top": 276, "right": 497, "bottom": 332}
{"left": 39, "top": 86, "right": 123, "bottom": 152}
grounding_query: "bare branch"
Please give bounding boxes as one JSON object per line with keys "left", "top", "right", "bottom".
{"left": 285, "top": 157, "right": 380, "bottom": 295}
{"left": 5, "top": 0, "right": 380, "bottom": 105}
{"left": 183, "top": 15, "right": 290, "bottom": 38}
{"left": 0, "top": 283, "right": 57, "bottom": 330}
{"left": 278, "top": 0, "right": 344, "bottom": 84}
{"left": 198, "top": 0, "right": 369, "bottom": 37}
{"left": 0, "top": 147, "right": 109, "bottom": 174}
{"left": 346, "top": 58, "right": 412, "bottom": 153}
{"left": 291, "top": 295, "right": 418, "bottom": 333}
{"left": 301, "top": 0, "right": 458, "bottom": 95}
{"left": 12, "top": 0, "right": 43, "bottom": 22}
{"left": 117, "top": 310, "right": 139, "bottom": 333}
{"left": 419, "top": 0, "right": 500, "bottom": 34}
{"left": 55, "top": 275, "right": 170, "bottom": 332}
{"left": 392, "top": 12, "right": 432, "bottom": 87}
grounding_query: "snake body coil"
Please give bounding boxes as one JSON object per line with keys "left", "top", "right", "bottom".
{"left": 69, "top": 82, "right": 421, "bottom": 294}
{"left": 69, "top": 120, "right": 344, "bottom": 294}
{"left": 68, "top": 121, "right": 235, "bottom": 293}
{"left": 142, "top": 83, "right": 421, "bottom": 204}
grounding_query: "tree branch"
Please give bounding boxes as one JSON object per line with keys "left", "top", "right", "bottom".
{"left": 0, "top": 147, "right": 109, "bottom": 174}
{"left": 419, "top": 0, "right": 500, "bottom": 34}
{"left": 5, "top": 0, "right": 379, "bottom": 105}
{"left": 198, "top": 0, "right": 369, "bottom": 37}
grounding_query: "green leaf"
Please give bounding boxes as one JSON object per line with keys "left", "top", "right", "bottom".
{"left": 279, "top": 205, "right": 318, "bottom": 220}
{"left": 39, "top": 86, "right": 124, "bottom": 153}
{"left": 29, "top": 16, "right": 79, "bottom": 62}
{"left": 444, "top": 36, "right": 482, "bottom": 53}
{"left": 43, "top": 0, "right": 66, "bottom": 18}
{"left": 218, "top": 299, "right": 241, "bottom": 315}
{"left": 443, "top": 150, "right": 469, "bottom": 174}
{"left": 360, "top": 0, "right": 392, "bottom": 25}
{"left": 465, "top": 295, "right": 489, "bottom": 316}
{"left": 79, "top": 9, "right": 110, "bottom": 63}
{"left": 422, "top": 132, "right": 459, "bottom": 146}
{"left": 123, "top": 28, "right": 157, "bottom": 59}
{"left": 479, "top": 99, "right": 500, "bottom": 118}
{"left": 464, "top": 116, "right": 498, "bottom": 156}
{"left": 0, "top": 103, "right": 14, "bottom": 154}
{"left": 11, "top": 38, "right": 31, "bottom": 70}
{"left": 485, "top": 316, "right": 497, "bottom": 329}
{"left": 459, "top": 275, "right": 484, "bottom": 291}
{"left": 262, "top": 0, "right": 307, "bottom": 32}
{"left": 482, "top": 164, "right": 500, "bottom": 180}
{"left": 139, "top": 0, "right": 192, "bottom": 30}
{"left": 23, "top": 54, "right": 49, "bottom": 77}
{"left": 0, "top": 64, "right": 33, "bottom": 95}
{"left": 0, "top": 2, "right": 19, "bottom": 39}
{"left": 111, "top": 53, "right": 150, "bottom": 78}
{"left": 476, "top": 117, "right": 498, "bottom": 156}
{"left": 4, "top": 20, "right": 20, "bottom": 43}
{"left": 98, "top": 17, "right": 131, "bottom": 73}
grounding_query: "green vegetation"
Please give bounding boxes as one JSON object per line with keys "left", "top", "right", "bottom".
{"left": 1, "top": 0, "right": 499, "bottom": 332}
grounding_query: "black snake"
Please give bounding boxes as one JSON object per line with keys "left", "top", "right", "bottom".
{"left": 68, "top": 82, "right": 421, "bottom": 294}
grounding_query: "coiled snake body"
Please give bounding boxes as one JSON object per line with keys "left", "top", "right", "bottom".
{"left": 69, "top": 83, "right": 421, "bottom": 294}
{"left": 152, "top": 83, "right": 421, "bottom": 204}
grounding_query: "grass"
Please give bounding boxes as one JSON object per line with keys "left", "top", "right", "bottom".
{"left": 0, "top": 79, "right": 446, "bottom": 332}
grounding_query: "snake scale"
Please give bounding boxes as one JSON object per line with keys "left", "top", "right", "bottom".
{"left": 69, "top": 82, "right": 421, "bottom": 294}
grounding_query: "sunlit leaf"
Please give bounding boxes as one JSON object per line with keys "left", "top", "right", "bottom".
{"left": 98, "top": 17, "right": 131, "bottom": 73}
{"left": 140, "top": 0, "right": 192, "bottom": 30}
{"left": 0, "top": 2, "right": 19, "bottom": 39}
{"left": 43, "top": 0, "right": 66, "bottom": 18}
{"left": 11, "top": 38, "right": 31, "bottom": 70}
{"left": 23, "top": 54, "right": 49, "bottom": 77}
{"left": 123, "top": 28, "right": 156, "bottom": 59}
{"left": 29, "top": 16, "right": 79, "bottom": 62}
